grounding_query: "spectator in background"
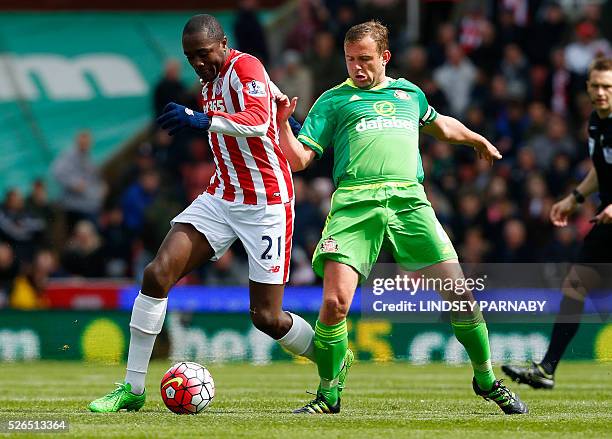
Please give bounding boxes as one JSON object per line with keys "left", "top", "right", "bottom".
{"left": 9, "top": 248, "right": 58, "bottom": 310}
{"left": 285, "top": 0, "right": 326, "bottom": 53}
{"left": 234, "top": 0, "right": 270, "bottom": 64}
{"left": 529, "top": 114, "right": 576, "bottom": 170}
{"left": 116, "top": 142, "right": 157, "bottom": 192}
{"left": 523, "top": 172, "right": 555, "bottom": 250}
{"left": 498, "top": 218, "right": 532, "bottom": 262}
{"left": 500, "top": 44, "right": 530, "bottom": 100}
{"left": 52, "top": 130, "right": 107, "bottom": 232}
{"left": 546, "top": 48, "right": 574, "bottom": 116}
{"left": 464, "top": 105, "right": 492, "bottom": 141}
{"left": 153, "top": 59, "right": 187, "bottom": 117}
{"left": 25, "top": 179, "right": 55, "bottom": 248}
{"left": 451, "top": 191, "right": 485, "bottom": 244}
{"left": 543, "top": 226, "right": 580, "bottom": 262}
{"left": 273, "top": 50, "right": 313, "bottom": 121}
{"left": 292, "top": 176, "right": 324, "bottom": 252}
{"left": 0, "top": 242, "right": 19, "bottom": 308}
{"left": 60, "top": 220, "right": 105, "bottom": 278}
{"left": 395, "top": 45, "right": 430, "bottom": 88}
{"left": 565, "top": 21, "right": 611, "bottom": 79}
{"left": 510, "top": 146, "right": 538, "bottom": 199}
{"left": 428, "top": 22, "right": 456, "bottom": 69}
{"left": 526, "top": 2, "right": 567, "bottom": 67}
{"left": 306, "top": 31, "right": 348, "bottom": 98}
{"left": 469, "top": 20, "right": 501, "bottom": 78}
{"left": 0, "top": 188, "right": 45, "bottom": 263}
{"left": 121, "top": 168, "right": 160, "bottom": 235}
{"left": 525, "top": 102, "right": 550, "bottom": 140}
{"left": 328, "top": 2, "right": 358, "bottom": 50}
{"left": 434, "top": 43, "right": 477, "bottom": 117}
{"left": 496, "top": 7, "right": 523, "bottom": 49}
{"left": 458, "top": 5, "right": 487, "bottom": 54}
{"left": 494, "top": 99, "right": 529, "bottom": 160}
{"left": 135, "top": 190, "right": 184, "bottom": 282}
{"left": 459, "top": 227, "right": 490, "bottom": 264}
{"left": 547, "top": 153, "right": 573, "bottom": 198}
{"left": 99, "top": 206, "right": 131, "bottom": 278}
{"left": 290, "top": 246, "right": 316, "bottom": 285}
{"left": 500, "top": 0, "right": 528, "bottom": 28}
{"left": 481, "top": 75, "right": 510, "bottom": 125}
{"left": 484, "top": 175, "right": 517, "bottom": 244}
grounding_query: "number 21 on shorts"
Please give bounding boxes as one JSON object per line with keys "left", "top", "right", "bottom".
{"left": 261, "top": 235, "right": 282, "bottom": 260}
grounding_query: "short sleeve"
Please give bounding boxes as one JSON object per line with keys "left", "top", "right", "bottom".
{"left": 297, "top": 91, "right": 337, "bottom": 158}
{"left": 415, "top": 86, "right": 437, "bottom": 127}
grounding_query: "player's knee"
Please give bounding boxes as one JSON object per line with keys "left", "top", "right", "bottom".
{"left": 143, "top": 259, "right": 174, "bottom": 295}
{"left": 250, "top": 309, "right": 285, "bottom": 339}
{"left": 322, "top": 295, "right": 350, "bottom": 321}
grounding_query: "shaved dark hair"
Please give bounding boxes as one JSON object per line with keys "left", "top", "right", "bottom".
{"left": 183, "top": 14, "right": 225, "bottom": 41}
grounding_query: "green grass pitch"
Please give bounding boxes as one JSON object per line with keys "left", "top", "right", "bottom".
{"left": 0, "top": 361, "right": 610, "bottom": 438}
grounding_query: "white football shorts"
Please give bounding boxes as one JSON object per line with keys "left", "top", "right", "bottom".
{"left": 171, "top": 192, "right": 294, "bottom": 284}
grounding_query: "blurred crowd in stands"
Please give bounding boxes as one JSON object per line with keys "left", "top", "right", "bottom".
{"left": 2, "top": 0, "right": 611, "bottom": 308}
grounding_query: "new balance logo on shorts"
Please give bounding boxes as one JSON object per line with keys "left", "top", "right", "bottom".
{"left": 269, "top": 266, "right": 280, "bottom": 273}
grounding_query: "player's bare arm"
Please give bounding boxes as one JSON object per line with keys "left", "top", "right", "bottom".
{"left": 550, "top": 167, "right": 599, "bottom": 227}
{"left": 420, "top": 114, "right": 502, "bottom": 165}
{"left": 276, "top": 96, "right": 316, "bottom": 171}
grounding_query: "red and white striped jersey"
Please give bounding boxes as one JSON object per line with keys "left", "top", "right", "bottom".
{"left": 202, "top": 49, "right": 293, "bottom": 205}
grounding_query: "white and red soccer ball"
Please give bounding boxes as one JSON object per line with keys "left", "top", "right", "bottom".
{"left": 161, "top": 362, "right": 215, "bottom": 414}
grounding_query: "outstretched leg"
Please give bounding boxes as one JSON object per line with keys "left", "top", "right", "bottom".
{"left": 294, "top": 261, "right": 357, "bottom": 414}
{"left": 89, "top": 224, "right": 214, "bottom": 412}
{"left": 421, "top": 260, "right": 528, "bottom": 414}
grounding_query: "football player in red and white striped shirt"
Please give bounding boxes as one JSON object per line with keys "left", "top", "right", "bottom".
{"left": 88, "top": 14, "right": 316, "bottom": 413}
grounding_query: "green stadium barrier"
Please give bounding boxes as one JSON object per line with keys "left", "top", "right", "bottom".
{"left": 1, "top": 311, "right": 610, "bottom": 363}
{"left": 0, "top": 11, "right": 274, "bottom": 195}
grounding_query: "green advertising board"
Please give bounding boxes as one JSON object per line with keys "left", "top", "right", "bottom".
{"left": 0, "top": 12, "right": 244, "bottom": 195}
{"left": 1, "top": 310, "right": 610, "bottom": 364}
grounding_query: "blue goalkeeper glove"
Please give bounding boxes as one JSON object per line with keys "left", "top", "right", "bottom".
{"left": 288, "top": 116, "right": 302, "bottom": 136}
{"left": 156, "top": 102, "right": 211, "bottom": 135}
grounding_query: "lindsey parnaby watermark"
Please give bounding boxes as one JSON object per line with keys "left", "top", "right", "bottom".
{"left": 371, "top": 298, "right": 548, "bottom": 313}
{"left": 360, "top": 263, "right": 612, "bottom": 323}
{"left": 370, "top": 273, "right": 547, "bottom": 314}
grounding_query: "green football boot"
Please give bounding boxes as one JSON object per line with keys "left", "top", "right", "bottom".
{"left": 337, "top": 348, "right": 354, "bottom": 393}
{"left": 293, "top": 392, "right": 341, "bottom": 414}
{"left": 88, "top": 383, "right": 146, "bottom": 413}
{"left": 472, "top": 378, "right": 529, "bottom": 415}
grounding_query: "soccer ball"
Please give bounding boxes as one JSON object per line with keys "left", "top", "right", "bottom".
{"left": 160, "top": 361, "right": 215, "bottom": 414}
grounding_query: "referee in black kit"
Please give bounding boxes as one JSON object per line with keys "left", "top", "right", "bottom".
{"left": 503, "top": 57, "right": 612, "bottom": 389}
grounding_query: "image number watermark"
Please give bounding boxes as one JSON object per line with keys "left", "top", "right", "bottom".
{"left": 2, "top": 419, "right": 69, "bottom": 433}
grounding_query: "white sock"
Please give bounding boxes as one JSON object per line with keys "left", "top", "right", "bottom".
{"left": 277, "top": 312, "right": 315, "bottom": 362}
{"left": 125, "top": 292, "right": 167, "bottom": 395}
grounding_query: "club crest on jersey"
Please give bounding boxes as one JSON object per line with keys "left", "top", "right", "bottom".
{"left": 214, "top": 78, "right": 223, "bottom": 95}
{"left": 246, "top": 80, "right": 267, "bottom": 97}
{"left": 320, "top": 237, "right": 338, "bottom": 253}
{"left": 394, "top": 90, "right": 410, "bottom": 100}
